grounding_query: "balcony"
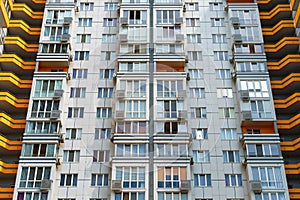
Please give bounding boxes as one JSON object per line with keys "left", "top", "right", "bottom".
{"left": 0, "top": 160, "right": 18, "bottom": 174}
{"left": 0, "top": 134, "right": 22, "bottom": 151}
{"left": 241, "top": 110, "right": 274, "bottom": 126}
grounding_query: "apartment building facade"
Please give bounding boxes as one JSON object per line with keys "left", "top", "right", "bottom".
{"left": 1, "top": 0, "right": 300, "bottom": 199}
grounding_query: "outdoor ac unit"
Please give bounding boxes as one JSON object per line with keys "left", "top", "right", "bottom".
{"left": 175, "top": 17, "right": 183, "bottom": 25}
{"left": 242, "top": 111, "right": 252, "bottom": 120}
{"left": 116, "top": 90, "right": 125, "bottom": 98}
{"left": 240, "top": 90, "right": 249, "bottom": 100}
{"left": 119, "top": 34, "right": 127, "bottom": 42}
{"left": 120, "top": 17, "right": 128, "bottom": 25}
{"left": 177, "top": 90, "right": 186, "bottom": 100}
{"left": 53, "top": 90, "right": 64, "bottom": 99}
{"left": 178, "top": 110, "right": 188, "bottom": 119}
{"left": 59, "top": 134, "right": 64, "bottom": 143}
{"left": 185, "top": 56, "right": 189, "bottom": 63}
{"left": 196, "top": 131, "right": 204, "bottom": 140}
{"left": 233, "top": 34, "right": 242, "bottom": 42}
{"left": 40, "top": 180, "right": 52, "bottom": 191}
{"left": 50, "top": 110, "right": 61, "bottom": 119}
{"left": 176, "top": 34, "right": 184, "bottom": 42}
{"left": 250, "top": 181, "right": 262, "bottom": 193}
{"left": 115, "top": 111, "right": 125, "bottom": 119}
{"left": 111, "top": 180, "right": 122, "bottom": 191}
{"left": 56, "top": 158, "right": 61, "bottom": 166}
{"left": 231, "top": 17, "right": 240, "bottom": 26}
{"left": 61, "top": 34, "right": 71, "bottom": 42}
{"left": 180, "top": 180, "right": 191, "bottom": 191}
{"left": 63, "top": 17, "right": 73, "bottom": 25}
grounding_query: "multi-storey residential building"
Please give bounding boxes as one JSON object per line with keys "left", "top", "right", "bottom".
{"left": 1, "top": 0, "right": 300, "bottom": 199}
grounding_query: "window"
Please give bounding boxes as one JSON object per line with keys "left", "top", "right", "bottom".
{"left": 156, "top": 121, "right": 187, "bottom": 134}
{"left": 157, "top": 100, "right": 183, "bottom": 118}
{"left": 186, "top": 18, "right": 200, "bottom": 26}
{"left": 73, "top": 69, "right": 88, "bottom": 79}
{"left": 240, "top": 80, "right": 269, "bottom": 98}
{"left": 156, "top": 26, "right": 180, "bottom": 41}
{"left": 118, "top": 100, "right": 146, "bottom": 119}
{"left": 70, "top": 87, "right": 86, "bottom": 98}
{"left": 211, "top": 18, "right": 225, "bottom": 26}
{"left": 219, "top": 107, "right": 235, "bottom": 118}
{"left": 63, "top": 150, "right": 80, "bottom": 162}
{"left": 236, "top": 62, "right": 266, "bottom": 72}
{"left": 188, "top": 69, "right": 203, "bottom": 79}
{"left": 96, "top": 107, "right": 112, "bottom": 118}
{"left": 17, "top": 192, "right": 48, "bottom": 200}
{"left": 155, "top": 44, "right": 183, "bottom": 54}
{"left": 252, "top": 167, "right": 283, "bottom": 188}
{"left": 104, "top": 3, "right": 118, "bottom": 10}
{"left": 247, "top": 143, "right": 280, "bottom": 157}
{"left": 194, "top": 174, "right": 211, "bottom": 187}
{"left": 221, "top": 128, "right": 237, "bottom": 140}
{"left": 116, "top": 121, "right": 147, "bottom": 134}
{"left": 58, "top": 199, "right": 75, "bottom": 200}
{"left": 225, "top": 174, "right": 242, "bottom": 186}
{"left": 22, "top": 143, "right": 55, "bottom": 157}
{"left": 250, "top": 100, "right": 272, "bottom": 118}
{"left": 115, "top": 167, "right": 145, "bottom": 188}
{"left": 247, "top": 129, "right": 261, "bottom": 134}
{"left": 234, "top": 26, "right": 260, "bottom": 41}
{"left": 193, "top": 151, "right": 210, "bottom": 163}
{"left": 216, "top": 69, "right": 231, "bottom": 79}
{"left": 43, "top": 26, "right": 69, "bottom": 41}
{"left": 187, "top": 34, "right": 201, "bottom": 43}
{"left": 45, "top": 10, "right": 71, "bottom": 24}
{"left": 212, "top": 34, "right": 226, "bottom": 43}
{"left": 98, "top": 88, "right": 113, "bottom": 98}
{"left": 209, "top": 2, "right": 224, "bottom": 11}
{"left": 120, "top": 80, "right": 146, "bottom": 98}
{"left": 119, "top": 62, "right": 147, "bottom": 72}
{"left": 191, "top": 107, "right": 207, "bottom": 118}
{"left": 102, "top": 34, "right": 116, "bottom": 43}
{"left": 157, "top": 192, "right": 188, "bottom": 200}
{"left": 121, "top": 44, "right": 149, "bottom": 54}
{"left": 115, "top": 192, "right": 145, "bottom": 200}
{"left": 157, "top": 143, "right": 188, "bottom": 157}
{"left": 255, "top": 192, "right": 285, "bottom": 200}
{"left": 187, "top": 51, "right": 202, "bottom": 60}
{"left": 76, "top": 34, "right": 91, "bottom": 43}
{"left": 185, "top": 3, "right": 199, "bottom": 11}
{"left": 157, "top": 80, "right": 183, "bottom": 98}
{"left": 189, "top": 88, "right": 205, "bottom": 98}
{"left": 74, "top": 51, "right": 89, "bottom": 61}
{"left": 99, "top": 69, "right": 115, "bottom": 78}
{"left": 31, "top": 100, "right": 59, "bottom": 118}
{"left": 234, "top": 44, "right": 263, "bottom": 54}
{"left": 192, "top": 128, "right": 208, "bottom": 139}
{"left": 120, "top": 27, "right": 147, "bottom": 42}
{"left": 223, "top": 151, "right": 240, "bottom": 162}
{"left": 34, "top": 80, "right": 62, "bottom": 97}
{"left": 68, "top": 107, "right": 84, "bottom": 118}
{"left": 91, "top": 174, "right": 108, "bottom": 186}
{"left": 26, "top": 121, "right": 59, "bottom": 134}
{"left": 217, "top": 88, "right": 233, "bottom": 98}
{"left": 214, "top": 51, "right": 228, "bottom": 61}
{"left": 116, "top": 144, "right": 146, "bottom": 157}
{"left": 80, "top": 2, "right": 94, "bottom": 11}
{"left": 41, "top": 43, "right": 68, "bottom": 53}
{"left": 103, "top": 18, "right": 117, "bottom": 27}
{"left": 157, "top": 166, "right": 187, "bottom": 188}
{"left": 156, "top": 10, "right": 180, "bottom": 24}
{"left": 231, "top": 9, "right": 258, "bottom": 25}
{"left": 19, "top": 167, "right": 51, "bottom": 188}
{"left": 101, "top": 51, "right": 116, "bottom": 60}
{"left": 93, "top": 150, "right": 110, "bottom": 162}
{"left": 90, "top": 199, "right": 107, "bottom": 200}
{"left": 60, "top": 174, "right": 78, "bottom": 186}
{"left": 95, "top": 128, "right": 111, "bottom": 139}
{"left": 78, "top": 18, "right": 92, "bottom": 26}
{"left": 66, "top": 128, "right": 82, "bottom": 140}
{"left": 123, "top": 10, "right": 147, "bottom": 25}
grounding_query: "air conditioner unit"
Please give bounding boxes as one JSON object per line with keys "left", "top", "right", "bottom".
{"left": 119, "top": 34, "right": 128, "bottom": 42}
{"left": 180, "top": 180, "right": 191, "bottom": 191}
{"left": 56, "top": 158, "right": 61, "bottom": 166}
{"left": 50, "top": 110, "right": 61, "bottom": 119}
{"left": 177, "top": 90, "right": 186, "bottom": 100}
{"left": 59, "top": 134, "right": 64, "bottom": 143}
{"left": 250, "top": 181, "right": 262, "bottom": 193}
{"left": 242, "top": 111, "right": 252, "bottom": 120}
{"left": 178, "top": 110, "right": 188, "bottom": 120}
{"left": 115, "top": 111, "right": 125, "bottom": 119}
{"left": 61, "top": 34, "right": 71, "bottom": 42}
{"left": 241, "top": 159, "right": 247, "bottom": 165}
{"left": 63, "top": 17, "right": 73, "bottom": 25}
{"left": 185, "top": 56, "right": 189, "bottom": 63}
{"left": 116, "top": 90, "right": 125, "bottom": 98}
{"left": 40, "top": 180, "right": 52, "bottom": 191}
{"left": 75, "top": 6, "right": 79, "bottom": 12}
{"left": 240, "top": 90, "right": 249, "bottom": 100}
{"left": 176, "top": 34, "right": 184, "bottom": 42}
{"left": 230, "top": 17, "right": 240, "bottom": 26}
{"left": 196, "top": 131, "right": 204, "bottom": 140}
{"left": 111, "top": 180, "right": 122, "bottom": 191}
{"left": 175, "top": 17, "right": 183, "bottom": 25}
{"left": 120, "top": 17, "right": 128, "bottom": 25}
{"left": 233, "top": 34, "right": 242, "bottom": 43}
{"left": 69, "top": 55, "right": 73, "bottom": 62}
{"left": 229, "top": 57, "right": 234, "bottom": 64}
{"left": 53, "top": 90, "right": 64, "bottom": 99}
